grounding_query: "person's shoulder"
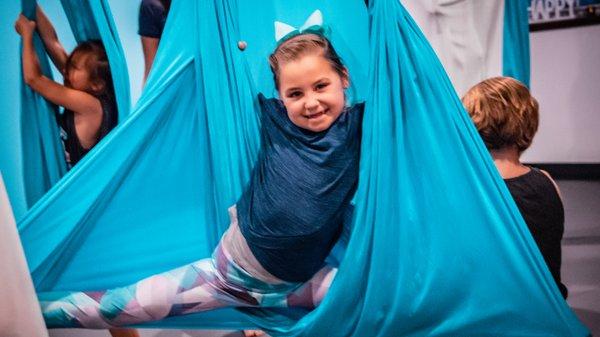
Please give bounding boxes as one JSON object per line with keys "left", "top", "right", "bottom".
{"left": 353, "top": 101, "right": 366, "bottom": 110}
{"left": 344, "top": 101, "right": 365, "bottom": 125}
{"left": 257, "top": 93, "right": 275, "bottom": 101}
{"left": 257, "top": 93, "right": 284, "bottom": 111}
{"left": 257, "top": 92, "right": 269, "bottom": 104}
{"left": 256, "top": 93, "right": 287, "bottom": 127}
{"left": 537, "top": 168, "right": 563, "bottom": 201}
{"left": 346, "top": 101, "right": 365, "bottom": 115}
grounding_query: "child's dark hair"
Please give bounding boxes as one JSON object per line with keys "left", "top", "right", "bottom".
{"left": 462, "top": 77, "right": 539, "bottom": 153}
{"left": 269, "top": 34, "right": 347, "bottom": 90}
{"left": 65, "top": 40, "right": 115, "bottom": 100}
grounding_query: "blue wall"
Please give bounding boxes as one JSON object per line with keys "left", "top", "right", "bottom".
{"left": 0, "top": 1, "right": 143, "bottom": 220}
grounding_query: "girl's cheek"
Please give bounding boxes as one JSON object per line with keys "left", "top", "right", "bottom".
{"left": 286, "top": 102, "right": 299, "bottom": 113}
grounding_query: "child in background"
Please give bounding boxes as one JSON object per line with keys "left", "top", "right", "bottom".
{"left": 16, "top": 8, "right": 135, "bottom": 337}
{"left": 15, "top": 7, "right": 118, "bottom": 169}
{"left": 462, "top": 76, "right": 568, "bottom": 299}
{"left": 39, "top": 19, "right": 364, "bottom": 328}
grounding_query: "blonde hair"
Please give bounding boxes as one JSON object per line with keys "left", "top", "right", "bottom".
{"left": 462, "top": 77, "right": 539, "bottom": 153}
{"left": 268, "top": 34, "right": 347, "bottom": 90}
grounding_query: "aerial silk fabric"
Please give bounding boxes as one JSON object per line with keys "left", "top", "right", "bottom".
{"left": 503, "top": 0, "right": 531, "bottom": 87}
{"left": 19, "top": 0, "right": 130, "bottom": 208}
{"left": 400, "top": 0, "right": 529, "bottom": 95}
{"left": 17, "top": 0, "right": 588, "bottom": 336}
{"left": 59, "top": 0, "right": 131, "bottom": 122}
{"left": 19, "top": 0, "right": 66, "bottom": 209}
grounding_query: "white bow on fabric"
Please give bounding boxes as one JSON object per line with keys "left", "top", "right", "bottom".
{"left": 274, "top": 9, "right": 323, "bottom": 42}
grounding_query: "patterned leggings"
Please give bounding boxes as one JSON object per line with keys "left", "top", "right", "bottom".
{"left": 39, "top": 241, "right": 336, "bottom": 329}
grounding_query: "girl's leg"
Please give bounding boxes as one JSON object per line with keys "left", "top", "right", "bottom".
{"left": 286, "top": 266, "right": 337, "bottom": 309}
{"left": 39, "top": 257, "right": 257, "bottom": 328}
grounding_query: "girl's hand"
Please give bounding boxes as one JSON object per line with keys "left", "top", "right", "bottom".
{"left": 15, "top": 14, "right": 36, "bottom": 37}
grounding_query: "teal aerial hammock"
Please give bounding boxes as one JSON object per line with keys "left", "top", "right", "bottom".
{"left": 503, "top": 0, "right": 531, "bottom": 87}
{"left": 19, "top": 0, "right": 130, "bottom": 208}
{"left": 17, "top": 0, "right": 589, "bottom": 335}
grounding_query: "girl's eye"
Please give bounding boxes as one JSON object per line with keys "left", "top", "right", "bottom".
{"left": 315, "top": 83, "right": 329, "bottom": 90}
{"left": 288, "top": 91, "right": 302, "bottom": 98}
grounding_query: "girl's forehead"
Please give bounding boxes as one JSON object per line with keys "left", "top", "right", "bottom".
{"left": 279, "top": 55, "right": 338, "bottom": 81}
{"left": 281, "top": 54, "right": 331, "bottom": 73}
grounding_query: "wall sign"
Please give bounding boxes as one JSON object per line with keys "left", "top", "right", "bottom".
{"left": 529, "top": 0, "right": 600, "bottom": 31}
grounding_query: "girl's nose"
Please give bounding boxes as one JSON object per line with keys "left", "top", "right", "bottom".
{"left": 304, "top": 95, "right": 319, "bottom": 111}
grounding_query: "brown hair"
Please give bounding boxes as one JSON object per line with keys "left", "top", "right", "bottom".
{"left": 65, "top": 40, "right": 115, "bottom": 100}
{"left": 268, "top": 33, "right": 347, "bottom": 90}
{"left": 462, "top": 77, "right": 539, "bottom": 153}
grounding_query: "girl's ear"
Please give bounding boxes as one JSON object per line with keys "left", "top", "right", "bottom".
{"left": 90, "top": 80, "right": 105, "bottom": 95}
{"left": 342, "top": 67, "right": 350, "bottom": 89}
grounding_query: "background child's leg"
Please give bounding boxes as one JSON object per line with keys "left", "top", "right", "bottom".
{"left": 39, "top": 257, "right": 257, "bottom": 328}
{"left": 286, "top": 266, "right": 337, "bottom": 309}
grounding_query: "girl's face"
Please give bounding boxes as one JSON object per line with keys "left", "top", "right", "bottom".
{"left": 278, "top": 54, "right": 349, "bottom": 132}
{"left": 65, "top": 54, "right": 93, "bottom": 92}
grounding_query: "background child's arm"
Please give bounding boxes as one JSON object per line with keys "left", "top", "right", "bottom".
{"left": 16, "top": 15, "right": 102, "bottom": 117}
{"left": 141, "top": 36, "right": 159, "bottom": 84}
{"left": 35, "top": 6, "right": 68, "bottom": 74}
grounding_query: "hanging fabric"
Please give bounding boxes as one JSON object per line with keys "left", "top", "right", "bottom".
{"left": 18, "top": 0, "right": 588, "bottom": 335}
{"left": 18, "top": 0, "right": 130, "bottom": 208}
{"left": 60, "top": 0, "right": 131, "bottom": 121}
{"left": 19, "top": 0, "right": 67, "bottom": 208}
{"left": 503, "top": 0, "right": 531, "bottom": 87}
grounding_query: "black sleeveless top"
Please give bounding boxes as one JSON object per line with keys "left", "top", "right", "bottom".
{"left": 59, "top": 95, "right": 118, "bottom": 168}
{"left": 504, "top": 167, "right": 568, "bottom": 298}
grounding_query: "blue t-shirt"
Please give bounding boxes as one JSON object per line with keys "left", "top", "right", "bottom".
{"left": 138, "top": 0, "right": 170, "bottom": 38}
{"left": 237, "top": 94, "right": 364, "bottom": 282}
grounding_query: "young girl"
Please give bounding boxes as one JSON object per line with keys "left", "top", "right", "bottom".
{"left": 15, "top": 6, "right": 118, "bottom": 169}
{"left": 462, "top": 77, "right": 568, "bottom": 299}
{"left": 15, "top": 8, "right": 135, "bottom": 337}
{"left": 39, "top": 30, "right": 363, "bottom": 328}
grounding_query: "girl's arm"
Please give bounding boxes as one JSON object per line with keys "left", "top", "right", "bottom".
{"left": 16, "top": 15, "right": 102, "bottom": 117}
{"left": 35, "top": 6, "right": 68, "bottom": 74}
{"left": 141, "top": 36, "right": 159, "bottom": 84}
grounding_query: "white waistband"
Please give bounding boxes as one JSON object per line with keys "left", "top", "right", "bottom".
{"left": 222, "top": 206, "right": 285, "bottom": 285}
